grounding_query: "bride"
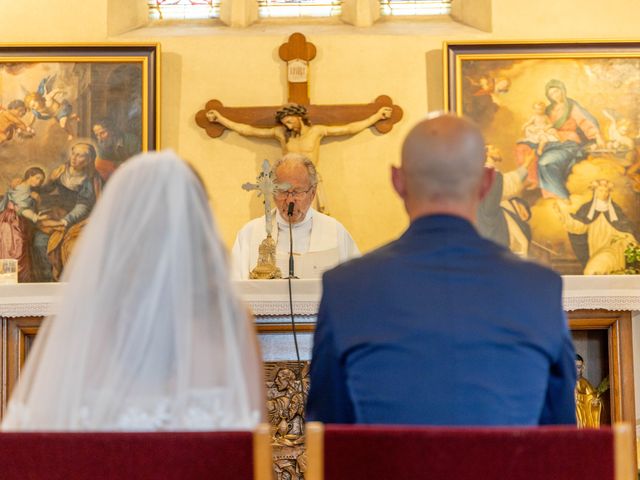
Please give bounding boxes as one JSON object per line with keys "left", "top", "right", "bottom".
{"left": 2, "top": 150, "right": 264, "bottom": 430}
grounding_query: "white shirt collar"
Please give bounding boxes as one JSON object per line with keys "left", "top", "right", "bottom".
{"left": 275, "top": 208, "right": 314, "bottom": 228}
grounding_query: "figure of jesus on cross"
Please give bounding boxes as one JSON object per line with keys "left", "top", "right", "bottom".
{"left": 196, "top": 32, "right": 402, "bottom": 213}
{"left": 207, "top": 103, "right": 391, "bottom": 211}
{"left": 207, "top": 103, "right": 391, "bottom": 168}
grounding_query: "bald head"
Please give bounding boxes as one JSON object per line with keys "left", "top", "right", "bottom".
{"left": 393, "top": 113, "right": 490, "bottom": 221}
{"left": 401, "top": 113, "right": 486, "bottom": 201}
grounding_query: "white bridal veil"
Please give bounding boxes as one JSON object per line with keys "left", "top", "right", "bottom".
{"left": 2, "top": 150, "right": 264, "bottom": 430}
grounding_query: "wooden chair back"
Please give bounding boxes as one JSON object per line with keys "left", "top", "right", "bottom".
{"left": 0, "top": 423, "right": 272, "bottom": 480}
{"left": 305, "top": 422, "right": 635, "bottom": 480}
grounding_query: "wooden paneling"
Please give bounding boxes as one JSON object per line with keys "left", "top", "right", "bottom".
{"left": 1, "top": 315, "right": 44, "bottom": 418}
{"left": 569, "top": 310, "right": 635, "bottom": 426}
{"left": 0, "top": 311, "right": 635, "bottom": 432}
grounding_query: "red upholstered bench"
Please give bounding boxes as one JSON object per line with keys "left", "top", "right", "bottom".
{"left": 0, "top": 424, "right": 271, "bottom": 480}
{"left": 305, "top": 422, "right": 635, "bottom": 480}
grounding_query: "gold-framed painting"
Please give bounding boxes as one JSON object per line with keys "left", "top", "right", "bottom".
{"left": 444, "top": 41, "right": 640, "bottom": 275}
{"left": 0, "top": 44, "right": 160, "bottom": 282}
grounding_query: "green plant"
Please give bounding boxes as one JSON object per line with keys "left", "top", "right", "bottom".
{"left": 596, "top": 376, "right": 609, "bottom": 397}
{"left": 623, "top": 243, "right": 640, "bottom": 274}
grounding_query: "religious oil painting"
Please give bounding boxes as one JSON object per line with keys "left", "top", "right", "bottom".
{"left": 0, "top": 44, "right": 159, "bottom": 282}
{"left": 445, "top": 41, "right": 640, "bottom": 276}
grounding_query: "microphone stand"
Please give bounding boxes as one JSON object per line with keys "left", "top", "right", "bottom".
{"left": 286, "top": 202, "right": 302, "bottom": 380}
{"left": 288, "top": 205, "right": 297, "bottom": 280}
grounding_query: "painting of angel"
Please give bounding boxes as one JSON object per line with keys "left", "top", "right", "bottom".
{"left": 25, "top": 75, "right": 77, "bottom": 137}
{"left": 446, "top": 41, "right": 640, "bottom": 275}
{"left": 0, "top": 45, "right": 158, "bottom": 282}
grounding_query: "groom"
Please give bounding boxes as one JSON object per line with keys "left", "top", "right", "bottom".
{"left": 306, "top": 113, "right": 576, "bottom": 426}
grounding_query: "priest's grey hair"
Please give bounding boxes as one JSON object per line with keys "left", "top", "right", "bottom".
{"left": 273, "top": 153, "right": 318, "bottom": 187}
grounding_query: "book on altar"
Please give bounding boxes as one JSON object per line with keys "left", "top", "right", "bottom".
{"left": 276, "top": 248, "right": 340, "bottom": 279}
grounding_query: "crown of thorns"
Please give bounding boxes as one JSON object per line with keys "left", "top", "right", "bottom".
{"left": 275, "top": 104, "right": 308, "bottom": 123}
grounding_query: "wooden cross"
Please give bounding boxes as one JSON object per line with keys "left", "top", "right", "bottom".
{"left": 195, "top": 32, "right": 402, "bottom": 138}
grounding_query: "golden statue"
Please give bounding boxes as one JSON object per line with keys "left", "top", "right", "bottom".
{"left": 250, "top": 234, "right": 282, "bottom": 279}
{"left": 575, "top": 354, "right": 607, "bottom": 428}
{"left": 242, "top": 160, "right": 289, "bottom": 279}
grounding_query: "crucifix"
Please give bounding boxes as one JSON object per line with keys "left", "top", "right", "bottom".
{"left": 195, "top": 32, "right": 403, "bottom": 213}
{"left": 242, "top": 159, "right": 290, "bottom": 279}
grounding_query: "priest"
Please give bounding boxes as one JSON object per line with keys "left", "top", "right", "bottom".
{"left": 231, "top": 153, "right": 359, "bottom": 279}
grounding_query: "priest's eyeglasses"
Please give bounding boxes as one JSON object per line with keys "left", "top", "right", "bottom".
{"left": 275, "top": 187, "right": 314, "bottom": 199}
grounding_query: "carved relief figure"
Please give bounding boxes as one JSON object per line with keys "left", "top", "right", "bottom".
{"left": 268, "top": 368, "right": 305, "bottom": 445}
{"left": 266, "top": 363, "right": 309, "bottom": 480}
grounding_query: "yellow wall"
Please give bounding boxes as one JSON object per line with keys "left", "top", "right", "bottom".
{"left": 1, "top": 0, "right": 640, "bottom": 252}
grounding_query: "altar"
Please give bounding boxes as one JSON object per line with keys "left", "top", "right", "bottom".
{"left": 0, "top": 277, "right": 636, "bottom": 428}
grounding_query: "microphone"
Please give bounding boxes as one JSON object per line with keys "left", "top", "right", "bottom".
{"left": 287, "top": 202, "right": 296, "bottom": 278}
{"left": 285, "top": 201, "right": 302, "bottom": 381}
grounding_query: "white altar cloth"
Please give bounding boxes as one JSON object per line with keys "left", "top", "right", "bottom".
{"left": 0, "top": 279, "right": 322, "bottom": 318}
{"left": 562, "top": 275, "right": 640, "bottom": 312}
{"left": 0, "top": 276, "right": 639, "bottom": 317}
{"left": 235, "top": 279, "right": 321, "bottom": 316}
{"left": 0, "top": 282, "right": 63, "bottom": 318}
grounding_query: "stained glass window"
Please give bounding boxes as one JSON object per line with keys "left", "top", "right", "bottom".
{"left": 147, "top": 0, "right": 448, "bottom": 20}
{"left": 148, "top": 0, "right": 220, "bottom": 20}
{"left": 257, "top": 0, "right": 341, "bottom": 18}
{"left": 380, "top": 0, "right": 450, "bottom": 16}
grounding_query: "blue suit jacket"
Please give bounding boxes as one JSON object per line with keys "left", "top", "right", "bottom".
{"left": 306, "top": 215, "right": 576, "bottom": 425}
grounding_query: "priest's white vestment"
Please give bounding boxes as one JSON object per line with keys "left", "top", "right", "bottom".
{"left": 231, "top": 208, "right": 359, "bottom": 280}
